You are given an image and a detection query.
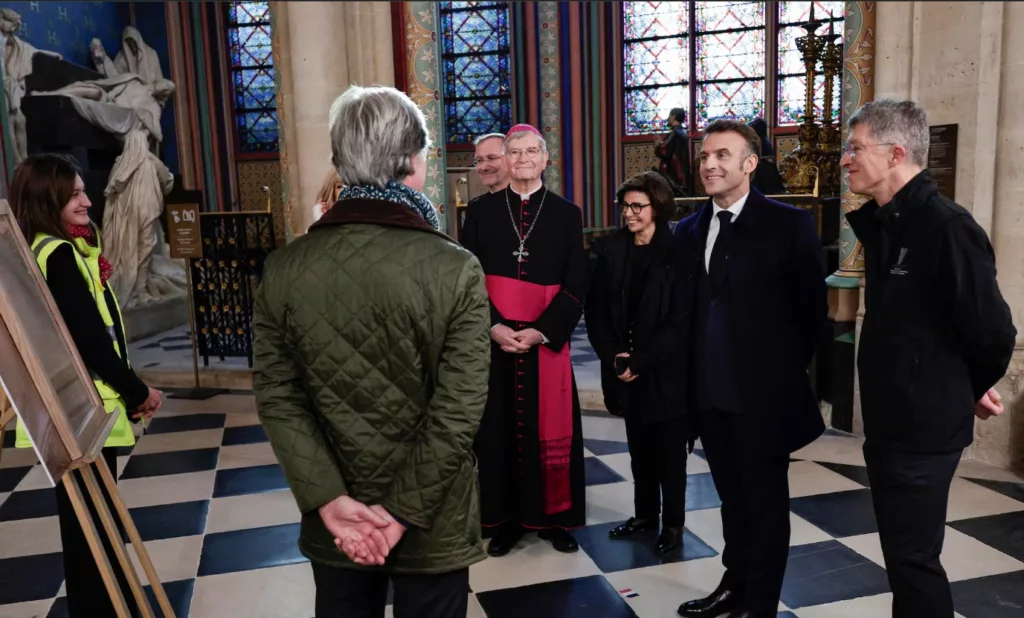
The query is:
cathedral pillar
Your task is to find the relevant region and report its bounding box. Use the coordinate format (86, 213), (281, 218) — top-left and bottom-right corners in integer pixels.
(271, 1), (395, 238)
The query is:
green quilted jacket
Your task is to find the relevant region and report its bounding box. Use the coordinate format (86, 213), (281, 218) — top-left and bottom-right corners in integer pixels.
(252, 198), (491, 574)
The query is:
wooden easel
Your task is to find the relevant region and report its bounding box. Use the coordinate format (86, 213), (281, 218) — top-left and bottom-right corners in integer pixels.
(0, 200), (175, 617)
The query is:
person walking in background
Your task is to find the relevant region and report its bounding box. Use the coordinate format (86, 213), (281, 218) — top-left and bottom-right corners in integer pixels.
(253, 85), (491, 618)
(10, 153), (162, 618)
(655, 107), (693, 196)
(843, 99), (1016, 618)
(674, 120), (827, 618)
(747, 118), (786, 195)
(586, 171), (690, 555)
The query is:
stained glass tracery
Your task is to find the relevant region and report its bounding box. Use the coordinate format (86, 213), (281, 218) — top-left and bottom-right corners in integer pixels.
(623, 2), (689, 135)
(694, 1), (765, 126)
(777, 1), (844, 125)
(439, 2), (512, 145)
(226, 2), (278, 153)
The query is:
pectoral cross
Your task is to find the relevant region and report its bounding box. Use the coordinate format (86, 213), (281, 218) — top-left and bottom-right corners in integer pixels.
(513, 243), (529, 262)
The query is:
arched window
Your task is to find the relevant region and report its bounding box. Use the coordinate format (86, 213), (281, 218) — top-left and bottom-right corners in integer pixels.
(439, 1), (513, 145)
(226, 1), (278, 153)
(622, 1), (844, 134)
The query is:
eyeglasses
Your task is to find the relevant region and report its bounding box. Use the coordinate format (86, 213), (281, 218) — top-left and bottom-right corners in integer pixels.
(842, 142), (895, 158)
(473, 154), (502, 166)
(506, 147), (543, 159)
(620, 202), (650, 215)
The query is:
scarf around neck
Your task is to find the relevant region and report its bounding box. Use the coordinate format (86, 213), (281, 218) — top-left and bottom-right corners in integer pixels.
(66, 224), (114, 285)
(335, 180), (440, 231)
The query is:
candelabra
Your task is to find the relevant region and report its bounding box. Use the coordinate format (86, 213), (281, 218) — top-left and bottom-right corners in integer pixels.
(780, 6), (827, 195)
(817, 15), (843, 196)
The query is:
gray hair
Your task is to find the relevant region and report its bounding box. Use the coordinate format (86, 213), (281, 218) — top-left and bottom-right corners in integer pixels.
(847, 99), (930, 168)
(502, 130), (548, 154)
(328, 85), (431, 187)
(472, 132), (506, 146)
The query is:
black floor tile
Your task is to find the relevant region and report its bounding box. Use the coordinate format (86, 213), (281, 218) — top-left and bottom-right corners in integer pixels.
(147, 578), (195, 618)
(0, 552), (64, 604)
(952, 569), (1024, 618)
(583, 439), (630, 456)
(814, 461), (872, 488)
(585, 457), (626, 487)
(685, 472), (722, 512)
(476, 574), (639, 618)
(128, 500), (210, 542)
(789, 489), (877, 538)
(197, 523), (305, 576)
(119, 448), (220, 480)
(574, 521), (716, 573)
(213, 464), (289, 498)
(949, 510), (1024, 563)
(2, 428), (15, 448)
(145, 413), (226, 435)
(0, 465), (32, 493)
(0, 488), (57, 521)
(221, 424), (269, 446)
(963, 478), (1024, 504)
(780, 540), (891, 609)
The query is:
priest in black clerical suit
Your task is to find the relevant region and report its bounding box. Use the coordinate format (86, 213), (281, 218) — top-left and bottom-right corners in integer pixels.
(461, 124), (587, 557)
(674, 120), (828, 618)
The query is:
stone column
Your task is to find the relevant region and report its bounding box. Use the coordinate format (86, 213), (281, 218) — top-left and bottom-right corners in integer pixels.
(272, 1), (395, 238)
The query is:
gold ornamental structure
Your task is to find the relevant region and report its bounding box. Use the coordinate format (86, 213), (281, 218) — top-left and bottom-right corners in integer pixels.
(780, 7), (843, 197)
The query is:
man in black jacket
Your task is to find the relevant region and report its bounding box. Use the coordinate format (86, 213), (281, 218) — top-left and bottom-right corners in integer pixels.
(673, 120), (828, 618)
(843, 99), (1017, 618)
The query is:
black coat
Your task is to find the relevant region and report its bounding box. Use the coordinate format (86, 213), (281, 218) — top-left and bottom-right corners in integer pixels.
(846, 170), (1017, 453)
(673, 188), (828, 454)
(586, 223), (689, 425)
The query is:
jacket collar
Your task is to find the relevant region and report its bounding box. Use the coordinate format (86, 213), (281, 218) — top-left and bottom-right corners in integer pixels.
(693, 186), (767, 237)
(310, 198), (454, 242)
(605, 220), (673, 256)
(850, 170), (938, 233)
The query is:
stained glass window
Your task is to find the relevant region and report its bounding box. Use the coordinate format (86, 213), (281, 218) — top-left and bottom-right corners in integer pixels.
(694, 1), (765, 127)
(439, 2), (513, 145)
(226, 2), (278, 153)
(777, 2), (844, 125)
(623, 2), (689, 135)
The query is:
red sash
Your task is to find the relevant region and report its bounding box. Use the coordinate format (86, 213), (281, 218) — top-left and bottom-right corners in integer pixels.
(486, 275), (573, 515)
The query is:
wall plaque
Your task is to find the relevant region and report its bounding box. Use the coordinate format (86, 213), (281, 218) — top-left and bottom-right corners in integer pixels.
(167, 203), (202, 259)
(928, 124), (958, 201)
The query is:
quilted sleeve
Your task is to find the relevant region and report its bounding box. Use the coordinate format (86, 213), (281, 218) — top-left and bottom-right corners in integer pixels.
(381, 256), (491, 529)
(252, 273), (348, 514)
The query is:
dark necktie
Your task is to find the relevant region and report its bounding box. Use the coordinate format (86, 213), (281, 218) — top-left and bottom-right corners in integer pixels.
(708, 210), (734, 279)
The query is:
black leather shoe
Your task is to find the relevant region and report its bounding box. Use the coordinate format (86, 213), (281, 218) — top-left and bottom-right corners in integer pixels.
(538, 528), (579, 553)
(655, 526), (683, 554)
(677, 581), (742, 617)
(487, 523), (523, 557)
(609, 517), (658, 539)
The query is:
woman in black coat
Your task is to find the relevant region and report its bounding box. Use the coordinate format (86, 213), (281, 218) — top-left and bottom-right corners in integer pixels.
(585, 172), (689, 554)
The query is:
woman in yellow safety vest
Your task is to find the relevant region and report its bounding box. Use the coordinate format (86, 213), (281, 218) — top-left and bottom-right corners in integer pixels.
(11, 154), (162, 618)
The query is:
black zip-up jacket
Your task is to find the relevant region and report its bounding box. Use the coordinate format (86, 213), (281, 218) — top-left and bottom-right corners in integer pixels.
(847, 170), (1016, 453)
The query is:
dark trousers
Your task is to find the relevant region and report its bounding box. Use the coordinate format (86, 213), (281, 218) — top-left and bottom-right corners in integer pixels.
(625, 414), (688, 527)
(55, 447), (139, 618)
(311, 562), (469, 618)
(699, 409), (791, 613)
(864, 443), (962, 618)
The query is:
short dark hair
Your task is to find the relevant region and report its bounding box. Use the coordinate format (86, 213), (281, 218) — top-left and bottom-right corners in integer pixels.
(704, 118), (761, 159)
(10, 153), (82, 247)
(615, 172), (676, 222)
(669, 108), (686, 123)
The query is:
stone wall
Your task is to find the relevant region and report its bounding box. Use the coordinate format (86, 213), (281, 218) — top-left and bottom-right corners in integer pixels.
(871, 1), (1024, 470)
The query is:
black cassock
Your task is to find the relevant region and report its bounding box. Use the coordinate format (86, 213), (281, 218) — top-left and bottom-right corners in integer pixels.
(462, 185), (587, 530)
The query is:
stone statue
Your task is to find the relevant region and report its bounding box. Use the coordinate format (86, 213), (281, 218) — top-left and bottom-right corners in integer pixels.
(0, 8), (61, 163)
(101, 129), (186, 308)
(113, 26), (175, 102)
(34, 73), (166, 145)
(89, 38), (119, 79)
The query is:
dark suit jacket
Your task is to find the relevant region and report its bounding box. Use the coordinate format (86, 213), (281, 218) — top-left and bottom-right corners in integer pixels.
(673, 188), (828, 454)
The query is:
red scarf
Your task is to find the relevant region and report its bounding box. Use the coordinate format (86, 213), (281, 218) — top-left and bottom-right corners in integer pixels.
(66, 224), (113, 285)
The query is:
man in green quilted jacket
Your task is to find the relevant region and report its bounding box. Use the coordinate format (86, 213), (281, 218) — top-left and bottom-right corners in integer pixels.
(252, 85), (492, 618)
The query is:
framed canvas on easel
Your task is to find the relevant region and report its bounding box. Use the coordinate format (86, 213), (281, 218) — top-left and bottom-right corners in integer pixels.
(0, 200), (175, 618)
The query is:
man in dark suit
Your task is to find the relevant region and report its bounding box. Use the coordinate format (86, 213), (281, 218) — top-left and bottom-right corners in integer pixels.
(673, 119), (828, 618)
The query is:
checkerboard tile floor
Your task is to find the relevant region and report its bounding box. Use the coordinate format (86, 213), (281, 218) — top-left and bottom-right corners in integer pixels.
(3, 354), (1024, 615)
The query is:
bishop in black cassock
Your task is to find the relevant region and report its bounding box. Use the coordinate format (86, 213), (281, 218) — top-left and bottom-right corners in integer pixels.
(461, 124), (587, 557)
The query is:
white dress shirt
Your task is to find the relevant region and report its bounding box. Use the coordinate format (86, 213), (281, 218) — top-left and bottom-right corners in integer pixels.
(705, 192), (749, 272)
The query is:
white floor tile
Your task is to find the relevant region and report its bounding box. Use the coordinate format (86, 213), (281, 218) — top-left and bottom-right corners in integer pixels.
(127, 534), (204, 586)
(117, 470), (216, 509)
(0, 598), (55, 618)
(605, 556), (726, 617)
(131, 428), (224, 456)
(216, 442), (279, 470)
(0, 516), (62, 558)
(585, 481), (635, 526)
(205, 490), (301, 534)
(469, 534), (603, 593)
(788, 461), (866, 498)
(189, 562), (315, 618)
(946, 476), (1024, 522)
